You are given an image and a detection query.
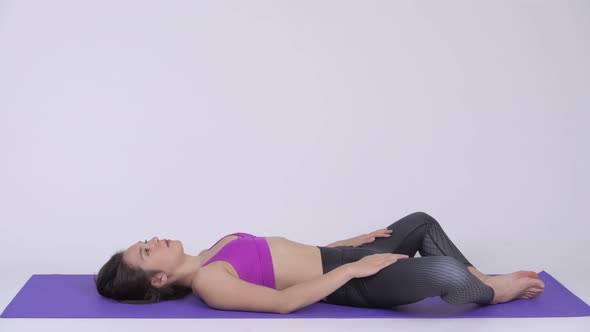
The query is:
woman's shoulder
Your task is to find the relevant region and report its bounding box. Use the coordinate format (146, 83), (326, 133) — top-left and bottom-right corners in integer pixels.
(192, 261), (238, 294)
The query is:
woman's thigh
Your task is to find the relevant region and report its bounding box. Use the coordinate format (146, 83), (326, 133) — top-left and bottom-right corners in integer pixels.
(357, 255), (493, 308)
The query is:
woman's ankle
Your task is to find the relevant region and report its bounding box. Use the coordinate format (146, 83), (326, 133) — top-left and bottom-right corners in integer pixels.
(467, 266), (490, 282)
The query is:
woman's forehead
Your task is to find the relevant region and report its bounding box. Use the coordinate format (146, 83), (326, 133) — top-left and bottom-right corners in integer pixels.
(123, 243), (141, 266)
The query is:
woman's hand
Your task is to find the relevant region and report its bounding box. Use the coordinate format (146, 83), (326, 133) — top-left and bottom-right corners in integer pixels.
(341, 228), (393, 247)
(348, 253), (409, 278)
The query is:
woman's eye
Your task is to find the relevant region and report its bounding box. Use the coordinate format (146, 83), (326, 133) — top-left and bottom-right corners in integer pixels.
(141, 240), (149, 255)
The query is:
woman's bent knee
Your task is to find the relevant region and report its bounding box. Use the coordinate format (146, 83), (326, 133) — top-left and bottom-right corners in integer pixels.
(407, 211), (437, 226)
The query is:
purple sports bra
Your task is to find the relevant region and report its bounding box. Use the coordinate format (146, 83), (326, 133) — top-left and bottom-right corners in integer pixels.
(201, 232), (276, 289)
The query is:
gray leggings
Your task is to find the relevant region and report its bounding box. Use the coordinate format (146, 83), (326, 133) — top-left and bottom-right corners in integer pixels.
(318, 211), (495, 308)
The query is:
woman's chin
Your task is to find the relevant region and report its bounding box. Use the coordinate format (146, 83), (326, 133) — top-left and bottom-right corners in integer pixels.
(175, 240), (185, 252)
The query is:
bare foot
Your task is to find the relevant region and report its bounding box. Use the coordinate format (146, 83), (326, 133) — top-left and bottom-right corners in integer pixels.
(470, 267), (539, 283)
(483, 271), (545, 304)
(512, 270), (539, 280)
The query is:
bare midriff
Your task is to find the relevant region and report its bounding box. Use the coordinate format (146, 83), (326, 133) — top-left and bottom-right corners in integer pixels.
(198, 235), (330, 302)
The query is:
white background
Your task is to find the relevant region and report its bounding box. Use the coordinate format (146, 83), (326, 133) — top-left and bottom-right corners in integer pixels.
(1, 0), (588, 330)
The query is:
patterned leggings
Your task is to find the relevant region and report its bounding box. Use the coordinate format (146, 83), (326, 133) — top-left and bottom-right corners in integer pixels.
(318, 211), (495, 308)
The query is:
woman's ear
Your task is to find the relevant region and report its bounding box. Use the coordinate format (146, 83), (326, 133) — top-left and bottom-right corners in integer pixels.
(150, 272), (168, 288)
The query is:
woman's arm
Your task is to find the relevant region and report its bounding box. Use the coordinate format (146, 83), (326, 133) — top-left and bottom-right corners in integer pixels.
(282, 263), (354, 313)
(193, 262), (354, 314)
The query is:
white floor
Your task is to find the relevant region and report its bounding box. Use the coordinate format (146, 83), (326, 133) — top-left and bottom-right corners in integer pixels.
(1, 271), (589, 332)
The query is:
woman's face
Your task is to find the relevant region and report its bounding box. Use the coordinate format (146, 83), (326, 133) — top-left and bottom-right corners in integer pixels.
(122, 236), (184, 273)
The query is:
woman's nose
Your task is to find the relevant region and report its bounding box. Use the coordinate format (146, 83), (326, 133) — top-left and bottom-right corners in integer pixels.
(150, 236), (159, 245)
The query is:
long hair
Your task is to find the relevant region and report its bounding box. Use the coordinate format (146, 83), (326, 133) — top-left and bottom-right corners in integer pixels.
(94, 251), (192, 304)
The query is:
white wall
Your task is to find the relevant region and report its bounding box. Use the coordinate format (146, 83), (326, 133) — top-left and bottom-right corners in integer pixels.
(1, 0), (588, 310)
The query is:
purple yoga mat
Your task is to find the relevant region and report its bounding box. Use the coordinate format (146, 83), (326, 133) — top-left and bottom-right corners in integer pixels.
(1, 270), (589, 319)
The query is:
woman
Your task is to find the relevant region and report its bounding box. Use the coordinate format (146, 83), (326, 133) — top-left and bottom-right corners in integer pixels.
(94, 211), (544, 313)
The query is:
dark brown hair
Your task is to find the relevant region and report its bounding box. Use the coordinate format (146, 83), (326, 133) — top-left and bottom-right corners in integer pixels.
(94, 251), (192, 304)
